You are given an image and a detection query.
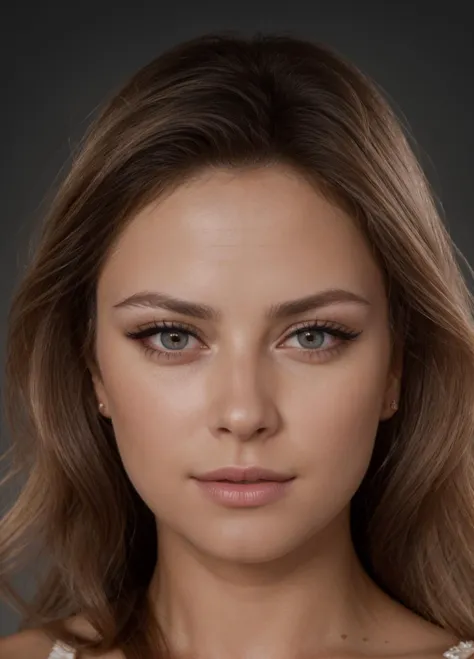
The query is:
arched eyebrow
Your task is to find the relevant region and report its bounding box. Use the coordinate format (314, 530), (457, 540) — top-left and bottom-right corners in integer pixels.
(113, 288), (371, 321)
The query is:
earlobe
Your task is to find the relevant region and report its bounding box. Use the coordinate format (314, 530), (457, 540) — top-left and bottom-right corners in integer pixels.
(98, 401), (109, 418)
(379, 399), (399, 422)
(382, 334), (403, 420)
(89, 370), (110, 417)
(380, 374), (400, 421)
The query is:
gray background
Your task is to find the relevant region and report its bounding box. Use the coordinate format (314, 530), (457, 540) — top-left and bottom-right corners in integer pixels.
(1, 0), (472, 637)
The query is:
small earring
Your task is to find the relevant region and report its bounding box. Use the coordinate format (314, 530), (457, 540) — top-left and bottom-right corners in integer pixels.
(98, 402), (105, 414)
(390, 399), (398, 411)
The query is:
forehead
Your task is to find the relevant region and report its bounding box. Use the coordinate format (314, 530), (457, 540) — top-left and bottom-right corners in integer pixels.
(98, 166), (386, 310)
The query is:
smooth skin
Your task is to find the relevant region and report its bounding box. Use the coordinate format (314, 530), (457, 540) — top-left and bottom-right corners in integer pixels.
(1, 165), (459, 658)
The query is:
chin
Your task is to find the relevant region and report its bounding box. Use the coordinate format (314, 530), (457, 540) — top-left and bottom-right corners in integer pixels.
(187, 520), (315, 565)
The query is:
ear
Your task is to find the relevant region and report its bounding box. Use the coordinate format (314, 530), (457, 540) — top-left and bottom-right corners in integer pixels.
(380, 334), (403, 421)
(87, 357), (111, 418)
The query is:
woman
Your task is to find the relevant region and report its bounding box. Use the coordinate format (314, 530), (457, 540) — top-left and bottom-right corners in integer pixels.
(0, 31), (473, 659)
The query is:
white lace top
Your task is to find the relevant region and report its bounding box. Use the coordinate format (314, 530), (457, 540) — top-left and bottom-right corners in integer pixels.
(46, 639), (474, 658)
(47, 640), (76, 658)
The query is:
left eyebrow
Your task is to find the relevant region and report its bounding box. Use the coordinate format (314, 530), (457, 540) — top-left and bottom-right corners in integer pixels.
(112, 288), (371, 321)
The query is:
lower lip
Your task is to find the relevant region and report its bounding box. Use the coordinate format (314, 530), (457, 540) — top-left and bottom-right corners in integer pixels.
(193, 478), (295, 507)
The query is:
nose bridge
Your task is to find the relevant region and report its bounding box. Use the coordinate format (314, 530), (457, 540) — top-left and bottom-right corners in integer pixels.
(207, 341), (280, 441)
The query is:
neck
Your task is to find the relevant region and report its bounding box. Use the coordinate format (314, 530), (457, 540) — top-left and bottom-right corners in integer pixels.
(148, 507), (390, 659)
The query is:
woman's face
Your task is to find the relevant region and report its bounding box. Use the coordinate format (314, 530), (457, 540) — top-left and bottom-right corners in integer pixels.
(92, 165), (401, 563)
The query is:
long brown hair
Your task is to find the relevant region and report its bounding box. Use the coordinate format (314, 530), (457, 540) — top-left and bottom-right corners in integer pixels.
(1, 31), (474, 658)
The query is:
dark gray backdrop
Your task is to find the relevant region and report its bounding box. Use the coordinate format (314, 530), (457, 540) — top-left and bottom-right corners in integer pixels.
(1, 0), (472, 637)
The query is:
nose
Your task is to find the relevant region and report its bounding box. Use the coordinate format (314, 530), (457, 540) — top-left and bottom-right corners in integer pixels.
(207, 351), (281, 443)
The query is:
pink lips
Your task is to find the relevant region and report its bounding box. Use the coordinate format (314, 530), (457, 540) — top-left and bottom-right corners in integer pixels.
(192, 466), (295, 508)
(194, 465), (294, 482)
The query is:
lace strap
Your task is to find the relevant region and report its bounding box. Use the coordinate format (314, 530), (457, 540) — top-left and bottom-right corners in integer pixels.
(47, 640), (76, 658)
(47, 637), (474, 659)
(443, 641), (474, 659)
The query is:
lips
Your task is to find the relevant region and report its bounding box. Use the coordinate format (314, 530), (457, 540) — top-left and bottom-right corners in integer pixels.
(194, 475), (295, 507)
(193, 465), (294, 483)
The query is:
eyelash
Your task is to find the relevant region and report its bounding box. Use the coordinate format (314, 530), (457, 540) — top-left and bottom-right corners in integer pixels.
(125, 320), (362, 363)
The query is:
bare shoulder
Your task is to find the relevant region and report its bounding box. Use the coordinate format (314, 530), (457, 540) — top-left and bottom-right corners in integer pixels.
(0, 627), (56, 659)
(0, 615), (123, 659)
(63, 614), (123, 657)
(374, 593), (463, 657)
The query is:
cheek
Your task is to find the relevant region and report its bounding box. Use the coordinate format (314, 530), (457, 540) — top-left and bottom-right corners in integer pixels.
(287, 337), (390, 502)
(97, 347), (206, 510)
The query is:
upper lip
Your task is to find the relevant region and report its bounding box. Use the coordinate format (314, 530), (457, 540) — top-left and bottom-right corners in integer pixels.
(193, 466), (295, 482)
